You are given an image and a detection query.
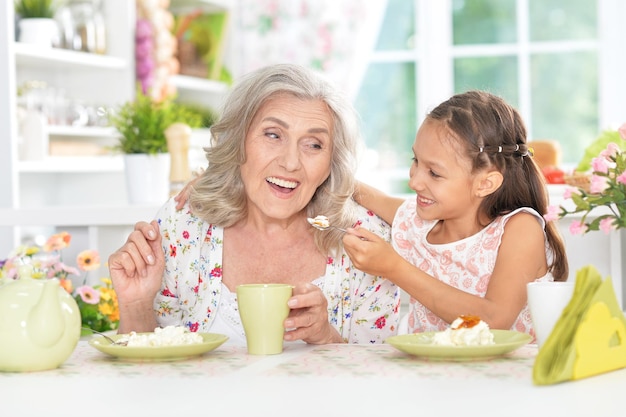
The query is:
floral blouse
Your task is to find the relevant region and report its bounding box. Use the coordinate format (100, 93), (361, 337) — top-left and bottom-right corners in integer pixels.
(393, 200), (553, 339)
(153, 198), (400, 344)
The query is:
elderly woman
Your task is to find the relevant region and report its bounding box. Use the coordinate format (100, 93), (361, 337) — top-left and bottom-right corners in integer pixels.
(109, 63), (400, 345)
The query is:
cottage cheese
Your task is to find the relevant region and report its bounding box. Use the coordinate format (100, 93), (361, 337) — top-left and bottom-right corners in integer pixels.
(120, 326), (203, 347)
(432, 315), (495, 346)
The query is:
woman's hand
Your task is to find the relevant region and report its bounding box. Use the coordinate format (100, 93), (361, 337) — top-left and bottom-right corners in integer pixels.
(283, 283), (343, 344)
(108, 220), (165, 332)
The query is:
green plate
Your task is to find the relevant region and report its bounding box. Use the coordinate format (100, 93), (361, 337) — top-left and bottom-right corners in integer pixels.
(88, 332), (229, 361)
(385, 330), (532, 361)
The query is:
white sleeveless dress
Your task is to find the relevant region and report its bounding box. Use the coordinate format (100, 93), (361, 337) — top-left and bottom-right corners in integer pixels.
(392, 199), (553, 340)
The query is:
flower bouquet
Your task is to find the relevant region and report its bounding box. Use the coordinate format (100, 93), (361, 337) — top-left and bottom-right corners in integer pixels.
(545, 123), (626, 234)
(0, 232), (119, 333)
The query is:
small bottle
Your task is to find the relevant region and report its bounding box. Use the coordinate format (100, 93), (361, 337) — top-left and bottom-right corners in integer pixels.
(93, 0), (107, 54)
(165, 123), (192, 196)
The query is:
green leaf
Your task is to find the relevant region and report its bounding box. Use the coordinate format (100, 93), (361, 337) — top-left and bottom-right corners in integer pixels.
(570, 193), (591, 210)
(15, 0), (55, 18)
(576, 130), (625, 172)
(586, 214), (614, 231)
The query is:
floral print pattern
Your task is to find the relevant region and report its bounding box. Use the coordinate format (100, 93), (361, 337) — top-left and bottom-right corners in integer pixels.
(153, 198), (400, 344)
(393, 200), (553, 339)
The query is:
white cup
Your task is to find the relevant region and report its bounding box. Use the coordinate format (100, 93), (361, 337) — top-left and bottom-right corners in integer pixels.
(527, 281), (576, 347)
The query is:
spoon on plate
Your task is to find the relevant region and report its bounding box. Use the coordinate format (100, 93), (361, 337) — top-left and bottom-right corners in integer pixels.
(307, 215), (346, 233)
(81, 327), (128, 346)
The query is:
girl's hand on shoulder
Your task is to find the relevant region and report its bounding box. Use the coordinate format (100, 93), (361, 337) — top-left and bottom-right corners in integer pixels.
(173, 175), (201, 210)
(283, 283), (343, 344)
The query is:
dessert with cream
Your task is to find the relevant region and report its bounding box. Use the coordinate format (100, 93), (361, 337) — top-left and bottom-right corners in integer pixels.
(432, 315), (495, 346)
(307, 215), (330, 229)
(119, 325), (203, 347)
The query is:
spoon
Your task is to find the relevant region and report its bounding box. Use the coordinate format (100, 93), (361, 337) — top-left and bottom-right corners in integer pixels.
(307, 216), (346, 233)
(82, 327), (128, 346)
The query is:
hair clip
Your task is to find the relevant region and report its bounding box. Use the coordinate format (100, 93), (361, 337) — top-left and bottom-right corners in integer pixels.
(522, 147), (534, 157)
(479, 147), (484, 153)
(498, 146), (502, 153)
(515, 144), (520, 152)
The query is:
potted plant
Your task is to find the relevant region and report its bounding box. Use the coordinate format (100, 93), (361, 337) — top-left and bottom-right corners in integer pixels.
(15, 0), (55, 18)
(546, 123), (626, 234)
(109, 88), (203, 205)
(15, 0), (59, 46)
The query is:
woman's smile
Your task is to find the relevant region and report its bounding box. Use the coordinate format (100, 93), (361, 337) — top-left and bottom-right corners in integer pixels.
(266, 176), (299, 195)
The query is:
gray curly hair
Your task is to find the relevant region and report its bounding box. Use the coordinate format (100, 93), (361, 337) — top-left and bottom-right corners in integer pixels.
(189, 63), (362, 255)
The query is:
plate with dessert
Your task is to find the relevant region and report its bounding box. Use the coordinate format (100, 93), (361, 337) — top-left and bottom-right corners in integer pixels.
(88, 326), (229, 361)
(385, 315), (532, 360)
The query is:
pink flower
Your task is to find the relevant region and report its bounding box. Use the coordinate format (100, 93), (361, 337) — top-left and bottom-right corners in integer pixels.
(543, 205), (560, 222)
(600, 142), (621, 159)
(76, 285), (100, 305)
(591, 156), (610, 174)
(618, 123), (626, 140)
(40, 256), (80, 278)
(599, 218), (615, 234)
(563, 186), (579, 199)
(569, 221), (588, 235)
(77, 250), (101, 271)
(557, 124), (625, 236)
(43, 232), (71, 252)
(46, 262), (80, 279)
(589, 174), (609, 194)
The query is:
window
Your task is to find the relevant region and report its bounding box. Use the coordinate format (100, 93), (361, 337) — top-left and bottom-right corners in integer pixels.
(354, 0), (625, 195)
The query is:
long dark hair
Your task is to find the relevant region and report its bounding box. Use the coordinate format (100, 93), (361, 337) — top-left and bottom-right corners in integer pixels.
(427, 90), (568, 281)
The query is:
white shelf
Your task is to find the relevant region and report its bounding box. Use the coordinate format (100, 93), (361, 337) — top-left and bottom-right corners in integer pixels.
(14, 42), (127, 70)
(18, 155), (123, 173)
(171, 74), (229, 94)
(169, 0), (230, 14)
(47, 125), (119, 138)
(1, 0), (231, 255)
(171, 74), (229, 108)
(0, 205), (160, 226)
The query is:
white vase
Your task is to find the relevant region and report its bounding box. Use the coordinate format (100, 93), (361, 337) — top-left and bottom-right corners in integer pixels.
(18, 18), (59, 47)
(123, 153), (171, 205)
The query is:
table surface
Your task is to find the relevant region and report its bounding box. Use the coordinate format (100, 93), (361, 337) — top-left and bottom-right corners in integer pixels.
(1, 340), (624, 417)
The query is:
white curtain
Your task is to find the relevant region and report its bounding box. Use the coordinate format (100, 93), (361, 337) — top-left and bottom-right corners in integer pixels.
(233, 0), (388, 99)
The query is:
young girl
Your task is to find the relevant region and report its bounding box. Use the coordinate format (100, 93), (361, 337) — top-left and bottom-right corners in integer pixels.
(343, 90), (568, 337)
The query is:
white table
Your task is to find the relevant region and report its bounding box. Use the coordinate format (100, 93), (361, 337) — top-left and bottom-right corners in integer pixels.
(1, 341), (624, 417)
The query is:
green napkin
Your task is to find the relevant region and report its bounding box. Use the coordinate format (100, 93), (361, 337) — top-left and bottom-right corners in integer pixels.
(533, 265), (626, 385)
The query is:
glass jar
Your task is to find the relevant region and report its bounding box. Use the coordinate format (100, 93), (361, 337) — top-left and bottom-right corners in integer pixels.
(54, 4), (76, 50)
(65, 0), (106, 54)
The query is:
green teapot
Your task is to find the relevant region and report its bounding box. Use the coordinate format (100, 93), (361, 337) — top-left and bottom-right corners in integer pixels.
(0, 265), (81, 372)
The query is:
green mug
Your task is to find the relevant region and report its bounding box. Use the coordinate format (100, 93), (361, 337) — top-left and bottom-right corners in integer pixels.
(236, 283), (293, 355)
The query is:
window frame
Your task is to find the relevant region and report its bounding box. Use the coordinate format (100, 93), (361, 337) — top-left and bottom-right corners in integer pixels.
(360, 0), (625, 190)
